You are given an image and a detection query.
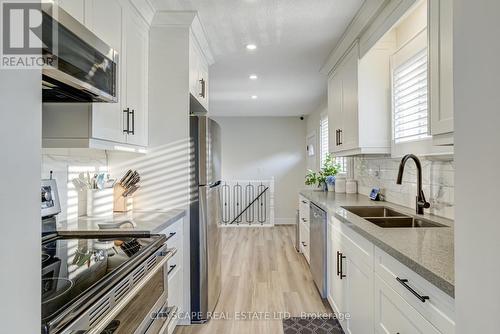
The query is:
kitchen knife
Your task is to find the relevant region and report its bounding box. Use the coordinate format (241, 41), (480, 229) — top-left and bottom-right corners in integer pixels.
(119, 170), (133, 186)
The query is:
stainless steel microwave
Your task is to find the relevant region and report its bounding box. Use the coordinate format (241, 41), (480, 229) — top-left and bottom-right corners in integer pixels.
(41, 4), (118, 102)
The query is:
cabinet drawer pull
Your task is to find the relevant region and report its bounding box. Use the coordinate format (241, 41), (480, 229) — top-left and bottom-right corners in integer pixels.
(301, 218), (307, 222)
(301, 242), (307, 247)
(301, 200), (307, 204)
(336, 251), (341, 276)
(396, 277), (430, 302)
(123, 108), (130, 134)
(166, 232), (177, 241)
(339, 252), (346, 279)
(199, 78), (206, 98)
(167, 264), (177, 275)
(130, 109), (135, 135)
(339, 129), (342, 145)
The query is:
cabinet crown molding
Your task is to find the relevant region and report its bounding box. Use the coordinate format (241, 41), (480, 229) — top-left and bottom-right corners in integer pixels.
(151, 11), (215, 65)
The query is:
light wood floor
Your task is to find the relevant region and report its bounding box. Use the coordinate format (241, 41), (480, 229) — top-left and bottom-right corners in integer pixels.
(175, 226), (332, 334)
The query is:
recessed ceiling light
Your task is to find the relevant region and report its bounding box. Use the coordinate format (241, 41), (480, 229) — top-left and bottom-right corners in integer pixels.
(251, 95), (258, 100)
(249, 74), (258, 80)
(246, 44), (257, 50)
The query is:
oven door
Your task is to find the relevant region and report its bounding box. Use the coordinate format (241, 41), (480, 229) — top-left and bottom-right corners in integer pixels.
(97, 267), (169, 334)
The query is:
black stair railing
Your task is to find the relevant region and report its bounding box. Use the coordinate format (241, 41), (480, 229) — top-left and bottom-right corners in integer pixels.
(229, 186), (269, 225)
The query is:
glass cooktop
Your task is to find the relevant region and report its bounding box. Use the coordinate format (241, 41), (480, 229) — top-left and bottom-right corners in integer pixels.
(41, 234), (163, 332)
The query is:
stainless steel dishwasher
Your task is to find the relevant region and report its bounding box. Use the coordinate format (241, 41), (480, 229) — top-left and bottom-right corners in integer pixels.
(310, 202), (327, 298)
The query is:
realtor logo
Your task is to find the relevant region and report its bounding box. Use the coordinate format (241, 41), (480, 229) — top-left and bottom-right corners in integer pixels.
(1, 1), (57, 69)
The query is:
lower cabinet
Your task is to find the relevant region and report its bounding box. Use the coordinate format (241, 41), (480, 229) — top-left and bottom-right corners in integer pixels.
(329, 218), (374, 334)
(299, 220), (310, 263)
(327, 216), (455, 334)
(374, 275), (440, 334)
(159, 218), (184, 332)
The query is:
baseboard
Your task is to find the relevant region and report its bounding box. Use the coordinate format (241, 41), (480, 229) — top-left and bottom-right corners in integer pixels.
(275, 218), (296, 225)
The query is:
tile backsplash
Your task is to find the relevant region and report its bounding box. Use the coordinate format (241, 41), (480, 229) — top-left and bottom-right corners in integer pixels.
(353, 156), (454, 220)
(42, 149), (108, 221)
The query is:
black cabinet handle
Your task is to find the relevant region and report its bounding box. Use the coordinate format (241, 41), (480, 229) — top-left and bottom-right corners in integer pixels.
(166, 232), (176, 241)
(336, 251), (341, 276)
(130, 109), (135, 135)
(339, 129), (343, 145)
(339, 252), (346, 279)
(301, 200), (307, 204)
(335, 129), (339, 146)
(302, 241), (307, 247)
(167, 264), (177, 275)
(396, 277), (430, 302)
(199, 78), (206, 98)
(123, 108), (130, 134)
(301, 218), (307, 222)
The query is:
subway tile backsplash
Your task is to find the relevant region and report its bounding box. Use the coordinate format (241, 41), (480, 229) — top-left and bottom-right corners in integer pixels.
(42, 149), (108, 220)
(353, 157), (454, 220)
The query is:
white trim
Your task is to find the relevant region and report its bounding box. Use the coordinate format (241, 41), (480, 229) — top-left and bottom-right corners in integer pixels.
(128, 0), (156, 26)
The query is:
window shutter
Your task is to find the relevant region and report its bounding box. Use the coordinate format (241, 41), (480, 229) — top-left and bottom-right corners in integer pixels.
(393, 48), (429, 143)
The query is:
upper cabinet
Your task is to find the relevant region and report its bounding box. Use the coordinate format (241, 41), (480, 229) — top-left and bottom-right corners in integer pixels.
(326, 0), (454, 156)
(190, 32), (210, 111)
(328, 42), (392, 156)
(429, 0), (454, 145)
(43, 0), (149, 151)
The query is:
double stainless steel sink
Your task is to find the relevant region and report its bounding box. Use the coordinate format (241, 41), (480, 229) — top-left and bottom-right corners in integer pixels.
(342, 206), (446, 228)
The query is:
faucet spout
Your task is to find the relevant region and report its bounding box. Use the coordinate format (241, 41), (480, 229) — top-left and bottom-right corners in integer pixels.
(397, 154), (430, 215)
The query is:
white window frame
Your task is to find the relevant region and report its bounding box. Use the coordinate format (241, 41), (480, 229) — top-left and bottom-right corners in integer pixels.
(390, 28), (451, 157)
(319, 115), (329, 168)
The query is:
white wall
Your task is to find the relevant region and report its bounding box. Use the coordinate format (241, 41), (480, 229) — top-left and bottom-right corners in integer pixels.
(0, 69), (41, 331)
(214, 117), (306, 224)
(454, 0), (500, 332)
(305, 104), (326, 174)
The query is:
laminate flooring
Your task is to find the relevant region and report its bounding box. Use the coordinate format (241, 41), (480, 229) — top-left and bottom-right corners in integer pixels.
(174, 226), (332, 334)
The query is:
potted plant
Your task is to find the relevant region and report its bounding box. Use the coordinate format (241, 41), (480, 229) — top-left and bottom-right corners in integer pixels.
(305, 153), (341, 191)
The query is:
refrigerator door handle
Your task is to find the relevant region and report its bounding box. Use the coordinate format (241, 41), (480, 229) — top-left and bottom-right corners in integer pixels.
(209, 180), (221, 188)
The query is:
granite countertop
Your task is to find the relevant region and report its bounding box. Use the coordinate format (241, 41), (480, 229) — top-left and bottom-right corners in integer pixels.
(56, 209), (186, 236)
(300, 190), (455, 298)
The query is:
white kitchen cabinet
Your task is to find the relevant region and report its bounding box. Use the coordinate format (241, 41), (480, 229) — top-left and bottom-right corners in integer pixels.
(328, 221), (347, 324)
(329, 217), (374, 334)
(374, 275), (441, 334)
(57, 0), (85, 24)
(87, 0), (126, 145)
(189, 35), (210, 111)
(122, 4), (149, 146)
(160, 217), (185, 331)
(429, 0), (454, 145)
(42, 0), (149, 150)
(328, 41), (391, 156)
(298, 195), (310, 263)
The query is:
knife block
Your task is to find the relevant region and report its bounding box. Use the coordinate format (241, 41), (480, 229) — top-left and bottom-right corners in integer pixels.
(113, 184), (134, 212)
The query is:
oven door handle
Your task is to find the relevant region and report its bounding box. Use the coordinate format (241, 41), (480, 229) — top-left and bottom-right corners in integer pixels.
(86, 247), (177, 334)
(156, 306), (178, 334)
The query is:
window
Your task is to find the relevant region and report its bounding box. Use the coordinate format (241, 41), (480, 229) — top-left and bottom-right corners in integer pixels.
(392, 47), (429, 143)
(319, 116), (329, 167)
(320, 116), (348, 174)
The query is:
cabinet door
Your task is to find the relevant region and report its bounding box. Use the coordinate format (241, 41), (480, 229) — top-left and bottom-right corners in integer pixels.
(189, 39), (201, 98)
(429, 0), (454, 139)
(328, 71), (343, 153)
(88, 0), (127, 144)
(123, 7), (149, 147)
(329, 229), (347, 320)
(374, 275), (440, 334)
(343, 241), (374, 334)
(340, 44), (359, 152)
(58, 0), (85, 24)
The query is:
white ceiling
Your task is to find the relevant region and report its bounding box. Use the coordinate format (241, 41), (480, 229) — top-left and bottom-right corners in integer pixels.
(151, 0), (364, 116)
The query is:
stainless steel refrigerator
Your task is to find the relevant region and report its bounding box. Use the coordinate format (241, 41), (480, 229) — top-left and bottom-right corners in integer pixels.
(189, 114), (222, 323)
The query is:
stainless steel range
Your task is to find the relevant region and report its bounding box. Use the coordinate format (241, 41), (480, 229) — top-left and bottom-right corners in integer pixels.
(41, 178), (177, 333)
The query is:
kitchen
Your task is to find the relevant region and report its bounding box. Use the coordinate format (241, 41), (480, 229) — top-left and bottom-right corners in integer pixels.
(0, 0), (499, 334)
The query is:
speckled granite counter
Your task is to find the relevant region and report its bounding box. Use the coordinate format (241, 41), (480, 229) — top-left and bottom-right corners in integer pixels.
(56, 209), (186, 236)
(300, 190), (455, 298)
